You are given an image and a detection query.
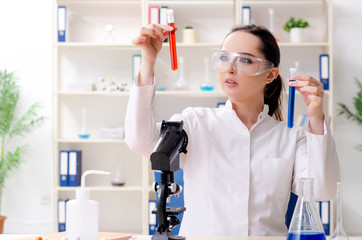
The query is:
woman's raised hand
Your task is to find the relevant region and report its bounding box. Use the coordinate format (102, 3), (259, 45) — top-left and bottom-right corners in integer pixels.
(288, 75), (325, 134)
(132, 24), (174, 63)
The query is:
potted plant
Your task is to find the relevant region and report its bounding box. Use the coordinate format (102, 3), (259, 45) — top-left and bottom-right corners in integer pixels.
(0, 70), (45, 233)
(337, 78), (362, 151)
(283, 17), (310, 43)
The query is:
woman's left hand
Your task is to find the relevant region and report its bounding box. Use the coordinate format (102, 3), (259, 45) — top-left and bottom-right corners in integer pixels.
(288, 75), (325, 134)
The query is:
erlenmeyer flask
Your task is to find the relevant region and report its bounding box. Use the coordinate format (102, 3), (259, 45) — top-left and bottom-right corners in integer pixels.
(174, 56), (188, 91)
(330, 182), (349, 240)
(287, 178), (326, 240)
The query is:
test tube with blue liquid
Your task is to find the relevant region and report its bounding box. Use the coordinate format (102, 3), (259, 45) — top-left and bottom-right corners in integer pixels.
(288, 68), (297, 128)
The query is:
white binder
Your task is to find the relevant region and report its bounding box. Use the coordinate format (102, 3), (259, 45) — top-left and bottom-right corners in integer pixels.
(242, 6), (251, 25)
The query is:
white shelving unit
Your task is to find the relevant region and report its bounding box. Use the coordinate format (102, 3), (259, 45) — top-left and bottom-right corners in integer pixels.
(52, 0), (334, 235)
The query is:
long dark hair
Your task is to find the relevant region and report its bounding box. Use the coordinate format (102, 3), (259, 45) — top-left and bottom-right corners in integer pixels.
(225, 25), (284, 121)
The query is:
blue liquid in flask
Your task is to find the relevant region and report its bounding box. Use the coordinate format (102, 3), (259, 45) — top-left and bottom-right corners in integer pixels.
(287, 232), (326, 240)
(200, 86), (214, 91)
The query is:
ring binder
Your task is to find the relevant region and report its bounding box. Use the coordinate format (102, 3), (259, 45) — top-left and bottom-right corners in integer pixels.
(68, 150), (82, 187)
(59, 151), (69, 187)
(57, 6), (67, 42)
(319, 54), (330, 90)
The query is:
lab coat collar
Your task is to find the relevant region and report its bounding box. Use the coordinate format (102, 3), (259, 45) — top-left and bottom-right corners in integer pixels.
(224, 100), (270, 119)
(223, 100), (270, 132)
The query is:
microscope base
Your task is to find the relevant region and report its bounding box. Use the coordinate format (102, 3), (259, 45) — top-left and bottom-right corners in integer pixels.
(151, 230), (185, 240)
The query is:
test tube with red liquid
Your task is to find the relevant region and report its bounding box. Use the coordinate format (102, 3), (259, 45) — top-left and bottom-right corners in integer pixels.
(167, 9), (177, 71)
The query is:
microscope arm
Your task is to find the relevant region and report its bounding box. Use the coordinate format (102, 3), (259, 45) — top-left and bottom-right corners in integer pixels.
(150, 121), (188, 240)
(156, 179), (168, 232)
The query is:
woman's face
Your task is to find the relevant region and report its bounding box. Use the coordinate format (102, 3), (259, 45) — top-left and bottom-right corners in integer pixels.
(218, 31), (276, 103)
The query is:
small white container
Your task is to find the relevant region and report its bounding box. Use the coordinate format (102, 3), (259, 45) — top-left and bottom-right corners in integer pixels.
(182, 26), (196, 43)
(66, 170), (110, 240)
(290, 28), (304, 43)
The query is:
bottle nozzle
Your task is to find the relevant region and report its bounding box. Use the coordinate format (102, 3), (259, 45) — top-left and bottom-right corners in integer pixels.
(81, 170), (110, 188)
(76, 170), (110, 199)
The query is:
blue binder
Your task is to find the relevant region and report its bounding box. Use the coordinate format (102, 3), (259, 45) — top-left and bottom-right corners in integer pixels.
(149, 200), (157, 235)
(68, 150), (82, 186)
(57, 6), (66, 42)
(319, 54), (329, 90)
(58, 199), (66, 232)
(154, 169), (185, 235)
(59, 151), (69, 186)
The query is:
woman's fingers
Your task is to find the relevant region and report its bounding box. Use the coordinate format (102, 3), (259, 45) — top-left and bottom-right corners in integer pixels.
(133, 24), (176, 47)
(299, 86), (324, 97)
(139, 24), (173, 39)
(132, 36), (147, 45)
(287, 75), (324, 121)
(288, 75), (323, 88)
(139, 25), (158, 38)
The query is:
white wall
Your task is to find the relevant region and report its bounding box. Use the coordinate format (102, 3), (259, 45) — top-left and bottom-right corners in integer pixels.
(0, 0), (53, 234)
(333, 0), (362, 235)
(0, 0), (361, 235)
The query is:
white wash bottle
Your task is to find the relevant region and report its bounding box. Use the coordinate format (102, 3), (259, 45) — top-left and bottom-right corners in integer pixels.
(66, 170), (110, 240)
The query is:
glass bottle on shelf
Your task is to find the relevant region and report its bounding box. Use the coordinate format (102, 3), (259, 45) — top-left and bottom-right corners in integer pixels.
(111, 157), (126, 187)
(287, 178), (326, 240)
(268, 8), (279, 42)
(174, 56), (188, 91)
(330, 182), (349, 240)
(200, 57), (214, 91)
(105, 24), (115, 43)
(78, 108), (90, 139)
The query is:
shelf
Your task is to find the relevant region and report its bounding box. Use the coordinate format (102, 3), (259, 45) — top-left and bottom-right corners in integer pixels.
(55, 186), (143, 192)
(57, 0), (142, 4)
(241, 0), (325, 4)
(56, 91), (226, 97)
(148, 0), (234, 4)
(156, 91), (226, 97)
(57, 90), (329, 98)
(169, 43), (221, 48)
(55, 42), (330, 49)
(56, 139), (125, 143)
(55, 42), (137, 49)
(56, 91), (130, 97)
(55, 42), (222, 48)
(57, 0), (325, 4)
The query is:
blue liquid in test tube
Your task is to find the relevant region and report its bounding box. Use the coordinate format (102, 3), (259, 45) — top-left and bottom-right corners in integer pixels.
(288, 68), (297, 128)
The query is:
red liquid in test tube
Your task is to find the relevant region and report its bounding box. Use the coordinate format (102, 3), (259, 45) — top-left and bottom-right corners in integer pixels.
(167, 9), (177, 71)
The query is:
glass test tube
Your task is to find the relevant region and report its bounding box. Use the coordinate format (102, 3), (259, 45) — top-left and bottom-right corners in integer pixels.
(167, 9), (178, 71)
(288, 68), (297, 128)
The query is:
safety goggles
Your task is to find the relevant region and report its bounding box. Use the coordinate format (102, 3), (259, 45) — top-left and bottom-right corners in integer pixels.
(212, 51), (275, 76)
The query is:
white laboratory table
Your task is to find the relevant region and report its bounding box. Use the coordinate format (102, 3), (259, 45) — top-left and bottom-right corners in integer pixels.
(1, 236), (362, 240)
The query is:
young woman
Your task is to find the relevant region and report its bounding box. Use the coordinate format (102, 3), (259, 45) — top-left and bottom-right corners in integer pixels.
(125, 24), (340, 236)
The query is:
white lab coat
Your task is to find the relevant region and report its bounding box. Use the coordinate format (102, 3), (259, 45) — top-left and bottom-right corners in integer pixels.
(125, 82), (340, 236)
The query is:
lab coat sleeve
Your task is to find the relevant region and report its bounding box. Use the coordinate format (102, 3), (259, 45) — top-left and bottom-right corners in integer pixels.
(293, 120), (341, 201)
(124, 76), (195, 160)
(306, 120), (340, 200)
(124, 78), (160, 158)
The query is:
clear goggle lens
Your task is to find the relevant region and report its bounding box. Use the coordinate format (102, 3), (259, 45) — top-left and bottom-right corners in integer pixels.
(212, 51), (275, 76)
